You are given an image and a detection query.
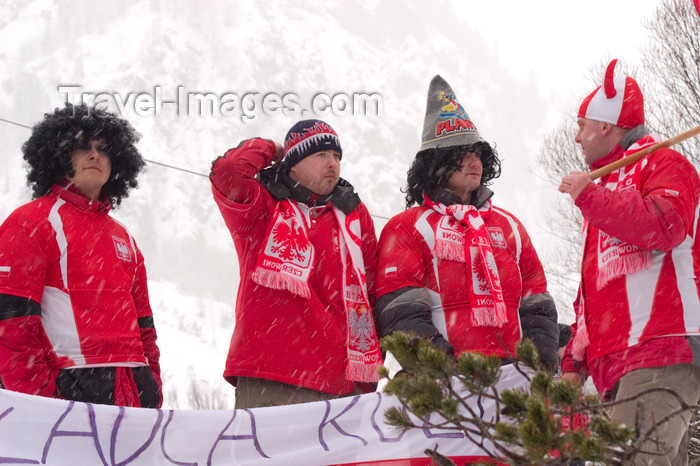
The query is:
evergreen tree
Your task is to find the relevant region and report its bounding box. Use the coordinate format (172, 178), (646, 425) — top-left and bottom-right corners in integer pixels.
(381, 332), (699, 464)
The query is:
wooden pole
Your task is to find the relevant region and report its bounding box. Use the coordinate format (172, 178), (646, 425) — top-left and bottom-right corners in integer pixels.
(589, 125), (700, 180)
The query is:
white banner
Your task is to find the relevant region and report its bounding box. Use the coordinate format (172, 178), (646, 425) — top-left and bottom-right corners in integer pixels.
(0, 365), (529, 465)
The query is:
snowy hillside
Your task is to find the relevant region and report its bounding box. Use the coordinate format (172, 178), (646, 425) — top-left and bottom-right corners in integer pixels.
(0, 0), (659, 407)
(149, 281), (235, 408)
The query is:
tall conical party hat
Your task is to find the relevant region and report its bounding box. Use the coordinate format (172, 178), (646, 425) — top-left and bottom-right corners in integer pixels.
(419, 75), (483, 152)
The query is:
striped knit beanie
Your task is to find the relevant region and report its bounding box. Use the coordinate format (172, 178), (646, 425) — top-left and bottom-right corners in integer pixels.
(282, 119), (342, 171)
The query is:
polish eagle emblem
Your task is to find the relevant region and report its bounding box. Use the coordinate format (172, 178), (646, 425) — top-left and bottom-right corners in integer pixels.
(271, 218), (311, 262)
(349, 306), (374, 351)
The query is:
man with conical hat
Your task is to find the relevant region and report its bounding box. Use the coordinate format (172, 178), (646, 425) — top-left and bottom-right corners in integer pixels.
(558, 59), (700, 464)
(376, 75), (559, 371)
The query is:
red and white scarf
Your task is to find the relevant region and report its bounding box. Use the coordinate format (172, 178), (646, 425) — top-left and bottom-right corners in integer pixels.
(591, 136), (657, 290)
(252, 200), (382, 382)
(571, 135), (657, 359)
(424, 194), (508, 327)
(571, 288), (589, 361)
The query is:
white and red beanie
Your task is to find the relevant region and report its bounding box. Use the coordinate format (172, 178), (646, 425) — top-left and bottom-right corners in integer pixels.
(578, 59), (644, 129)
(283, 119), (342, 171)
(418, 75), (484, 152)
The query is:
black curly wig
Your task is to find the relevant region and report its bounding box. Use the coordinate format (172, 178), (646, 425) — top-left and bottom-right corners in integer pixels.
(22, 103), (146, 207)
(403, 141), (501, 208)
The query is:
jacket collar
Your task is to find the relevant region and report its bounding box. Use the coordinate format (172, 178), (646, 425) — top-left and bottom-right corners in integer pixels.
(51, 181), (112, 213)
(257, 165), (361, 215)
(425, 184), (494, 209)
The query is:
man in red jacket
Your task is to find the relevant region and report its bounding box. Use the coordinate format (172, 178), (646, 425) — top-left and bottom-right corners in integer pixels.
(0, 103), (162, 408)
(376, 75), (559, 371)
(559, 59), (700, 464)
(210, 119), (382, 409)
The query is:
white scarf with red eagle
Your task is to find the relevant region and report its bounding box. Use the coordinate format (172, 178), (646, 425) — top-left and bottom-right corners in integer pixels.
(423, 194), (508, 327)
(252, 200), (382, 382)
(571, 134), (658, 360)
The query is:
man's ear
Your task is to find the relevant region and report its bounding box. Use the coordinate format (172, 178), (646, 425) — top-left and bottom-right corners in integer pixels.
(600, 121), (615, 136)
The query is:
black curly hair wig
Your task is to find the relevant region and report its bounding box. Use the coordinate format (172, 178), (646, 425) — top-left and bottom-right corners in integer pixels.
(22, 103), (146, 207)
(403, 141), (501, 208)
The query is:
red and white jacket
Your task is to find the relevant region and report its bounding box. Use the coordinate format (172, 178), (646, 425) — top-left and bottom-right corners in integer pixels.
(561, 133), (700, 396)
(376, 188), (558, 367)
(210, 138), (378, 395)
(0, 184), (161, 405)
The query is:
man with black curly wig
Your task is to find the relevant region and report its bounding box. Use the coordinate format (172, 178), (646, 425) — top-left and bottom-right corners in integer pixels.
(376, 75), (559, 370)
(0, 103), (162, 408)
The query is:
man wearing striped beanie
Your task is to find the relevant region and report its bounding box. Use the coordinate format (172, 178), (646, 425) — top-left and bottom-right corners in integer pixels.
(210, 119), (382, 409)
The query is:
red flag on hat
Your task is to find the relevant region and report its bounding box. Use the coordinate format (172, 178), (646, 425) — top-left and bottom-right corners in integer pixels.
(694, 0), (700, 17)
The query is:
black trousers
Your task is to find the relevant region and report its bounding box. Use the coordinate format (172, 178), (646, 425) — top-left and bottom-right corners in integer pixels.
(54, 366), (160, 408)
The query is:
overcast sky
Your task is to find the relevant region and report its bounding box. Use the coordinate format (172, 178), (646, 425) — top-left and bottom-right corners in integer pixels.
(463, 0), (661, 115)
(430, 0), (664, 319)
